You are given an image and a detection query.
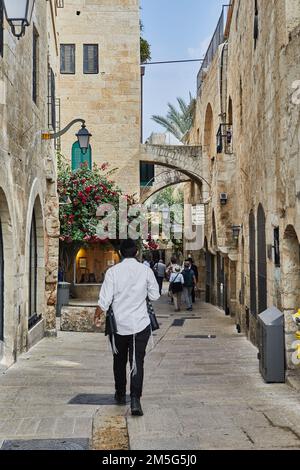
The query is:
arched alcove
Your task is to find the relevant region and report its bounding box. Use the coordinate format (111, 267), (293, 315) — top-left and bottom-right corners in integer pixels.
(28, 196), (45, 329)
(282, 225), (300, 368)
(203, 103), (214, 158)
(257, 204), (267, 314)
(249, 210), (257, 316)
(0, 188), (14, 366)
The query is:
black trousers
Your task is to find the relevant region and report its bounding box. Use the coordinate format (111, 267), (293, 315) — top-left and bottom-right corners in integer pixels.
(192, 286), (196, 303)
(111, 325), (151, 398)
(157, 277), (164, 295)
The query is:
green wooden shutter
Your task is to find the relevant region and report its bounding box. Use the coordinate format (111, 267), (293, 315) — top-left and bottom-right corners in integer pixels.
(140, 163), (154, 187)
(71, 141), (92, 171)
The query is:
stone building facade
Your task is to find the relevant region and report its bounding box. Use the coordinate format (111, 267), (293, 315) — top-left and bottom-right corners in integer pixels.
(57, 0), (141, 196)
(0, 1), (60, 367)
(184, 0), (300, 376)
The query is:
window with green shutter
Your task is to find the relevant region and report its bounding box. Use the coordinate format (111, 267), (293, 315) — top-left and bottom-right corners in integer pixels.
(140, 163), (154, 187)
(71, 142), (92, 171)
(60, 44), (75, 74)
(83, 44), (99, 74)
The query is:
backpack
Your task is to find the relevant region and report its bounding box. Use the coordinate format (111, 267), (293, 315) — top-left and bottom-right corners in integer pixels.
(182, 269), (194, 287)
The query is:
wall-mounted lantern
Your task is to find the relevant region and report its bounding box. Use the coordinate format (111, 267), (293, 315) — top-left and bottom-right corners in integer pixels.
(220, 193), (228, 206)
(42, 119), (92, 154)
(3, 0), (35, 39)
(232, 225), (241, 241)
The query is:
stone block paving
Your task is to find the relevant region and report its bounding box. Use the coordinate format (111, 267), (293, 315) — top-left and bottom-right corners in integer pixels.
(0, 297), (300, 449)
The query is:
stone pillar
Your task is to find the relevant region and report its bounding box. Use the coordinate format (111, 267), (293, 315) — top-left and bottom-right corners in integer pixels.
(44, 182), (60, 336)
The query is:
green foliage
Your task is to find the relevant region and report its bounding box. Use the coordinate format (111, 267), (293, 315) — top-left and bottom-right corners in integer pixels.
(140, 19), (151, 63)
(152, 93), (196, 141)
(57, 155), (134, 276)
(147, 186), (184, 253)
(150, 186), (184, 207)
(140, 37), (151, 63)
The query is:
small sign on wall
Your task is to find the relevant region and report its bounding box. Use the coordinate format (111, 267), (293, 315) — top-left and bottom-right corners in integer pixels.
(191, 205), (205, 226)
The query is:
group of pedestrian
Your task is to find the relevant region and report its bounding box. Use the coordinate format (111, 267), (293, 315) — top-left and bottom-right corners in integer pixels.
(142, 256), (166, 295)
(168, 257), (198, 312)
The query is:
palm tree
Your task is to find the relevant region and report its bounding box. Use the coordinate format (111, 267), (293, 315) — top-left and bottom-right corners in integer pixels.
(152, 93), (196, 141)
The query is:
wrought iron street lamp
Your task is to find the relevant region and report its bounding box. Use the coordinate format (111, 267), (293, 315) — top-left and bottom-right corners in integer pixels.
(42, 119), (92, 154)
(75, 124), (92, 154)
(3, 0), (35, 39)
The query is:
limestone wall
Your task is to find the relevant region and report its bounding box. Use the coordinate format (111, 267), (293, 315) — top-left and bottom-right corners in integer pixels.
(186, 0), (300, 365)
(0, 1), (59, 366)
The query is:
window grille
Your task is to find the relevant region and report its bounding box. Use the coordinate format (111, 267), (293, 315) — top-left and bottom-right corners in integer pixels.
(60, 44), (75, 74)
(83, 44), (99, 74)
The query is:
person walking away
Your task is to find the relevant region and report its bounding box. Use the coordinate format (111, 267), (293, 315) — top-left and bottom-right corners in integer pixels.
(188, 257), (199, 303)
(154, 259), (166, 295)
(182, 261), (197, 311)
(96, 239), (160, 416)
(142, 255), (150, 268)
(169, 267), (184, 312)
(166, 256), (181, 304)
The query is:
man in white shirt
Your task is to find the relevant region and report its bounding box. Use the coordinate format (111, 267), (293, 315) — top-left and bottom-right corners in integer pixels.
(96, 239), (160, 416)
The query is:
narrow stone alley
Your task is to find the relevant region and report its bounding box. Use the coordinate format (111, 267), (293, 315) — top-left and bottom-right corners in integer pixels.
(0, 296), (300, 450)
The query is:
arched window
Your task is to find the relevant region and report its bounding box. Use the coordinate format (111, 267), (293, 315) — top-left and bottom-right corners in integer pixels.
(240, 236), (245, 306)
(254, 0), (259, 49)
(228, 97), (233, 126)
(249, 210), (257, 316)
(257, 204), (267, 314)
(212, 211), (217, 249)
(71, 141), (92, 171)
(204, 103), (214, 158)
(29, 210), (37, 327)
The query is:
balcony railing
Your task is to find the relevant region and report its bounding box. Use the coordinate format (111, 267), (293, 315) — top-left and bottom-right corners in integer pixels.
(56, 0), (64, 7)
(197, 5), (230, 95)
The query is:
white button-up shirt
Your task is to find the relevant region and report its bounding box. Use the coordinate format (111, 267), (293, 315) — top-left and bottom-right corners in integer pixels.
(98, 258), (160, 336)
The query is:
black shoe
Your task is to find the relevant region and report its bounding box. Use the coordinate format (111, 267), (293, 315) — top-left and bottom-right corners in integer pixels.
(114, 392), (126, 405)
(131, 397), (143, 416)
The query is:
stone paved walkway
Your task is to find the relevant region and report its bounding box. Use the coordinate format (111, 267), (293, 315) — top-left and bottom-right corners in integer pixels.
(1, 296), (300, 450)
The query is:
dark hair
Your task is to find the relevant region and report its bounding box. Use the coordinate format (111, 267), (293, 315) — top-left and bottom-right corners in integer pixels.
(171, 256), (177, 264)
(120, 239), (138, 258)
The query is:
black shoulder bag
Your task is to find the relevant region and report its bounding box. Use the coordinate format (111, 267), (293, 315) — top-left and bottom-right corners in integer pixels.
(170, 273), (183, 294)
(146, 298), (160, 331)
(105, 305), (118, 337)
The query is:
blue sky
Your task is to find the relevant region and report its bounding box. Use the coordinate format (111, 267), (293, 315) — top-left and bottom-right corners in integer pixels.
(141, 0), (225, 142)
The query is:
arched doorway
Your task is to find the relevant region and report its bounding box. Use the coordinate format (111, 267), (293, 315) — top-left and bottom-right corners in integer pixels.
(29, 210), (37, 326)
(282, 225), (300, 368)
(249, 210), (257, 316)
(257, 204), (267, 314)
(0, 221), (3, 343)
(27, 196), (45, 331)
(0, 188), (14, 365)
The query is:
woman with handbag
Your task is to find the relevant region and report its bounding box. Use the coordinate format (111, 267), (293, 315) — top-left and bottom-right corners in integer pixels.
(95, 239), (160, 417)
(169, 267), (184, 312)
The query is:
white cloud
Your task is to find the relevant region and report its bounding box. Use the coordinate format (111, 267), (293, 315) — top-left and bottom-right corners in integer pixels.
(187, 36), (211, 59)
